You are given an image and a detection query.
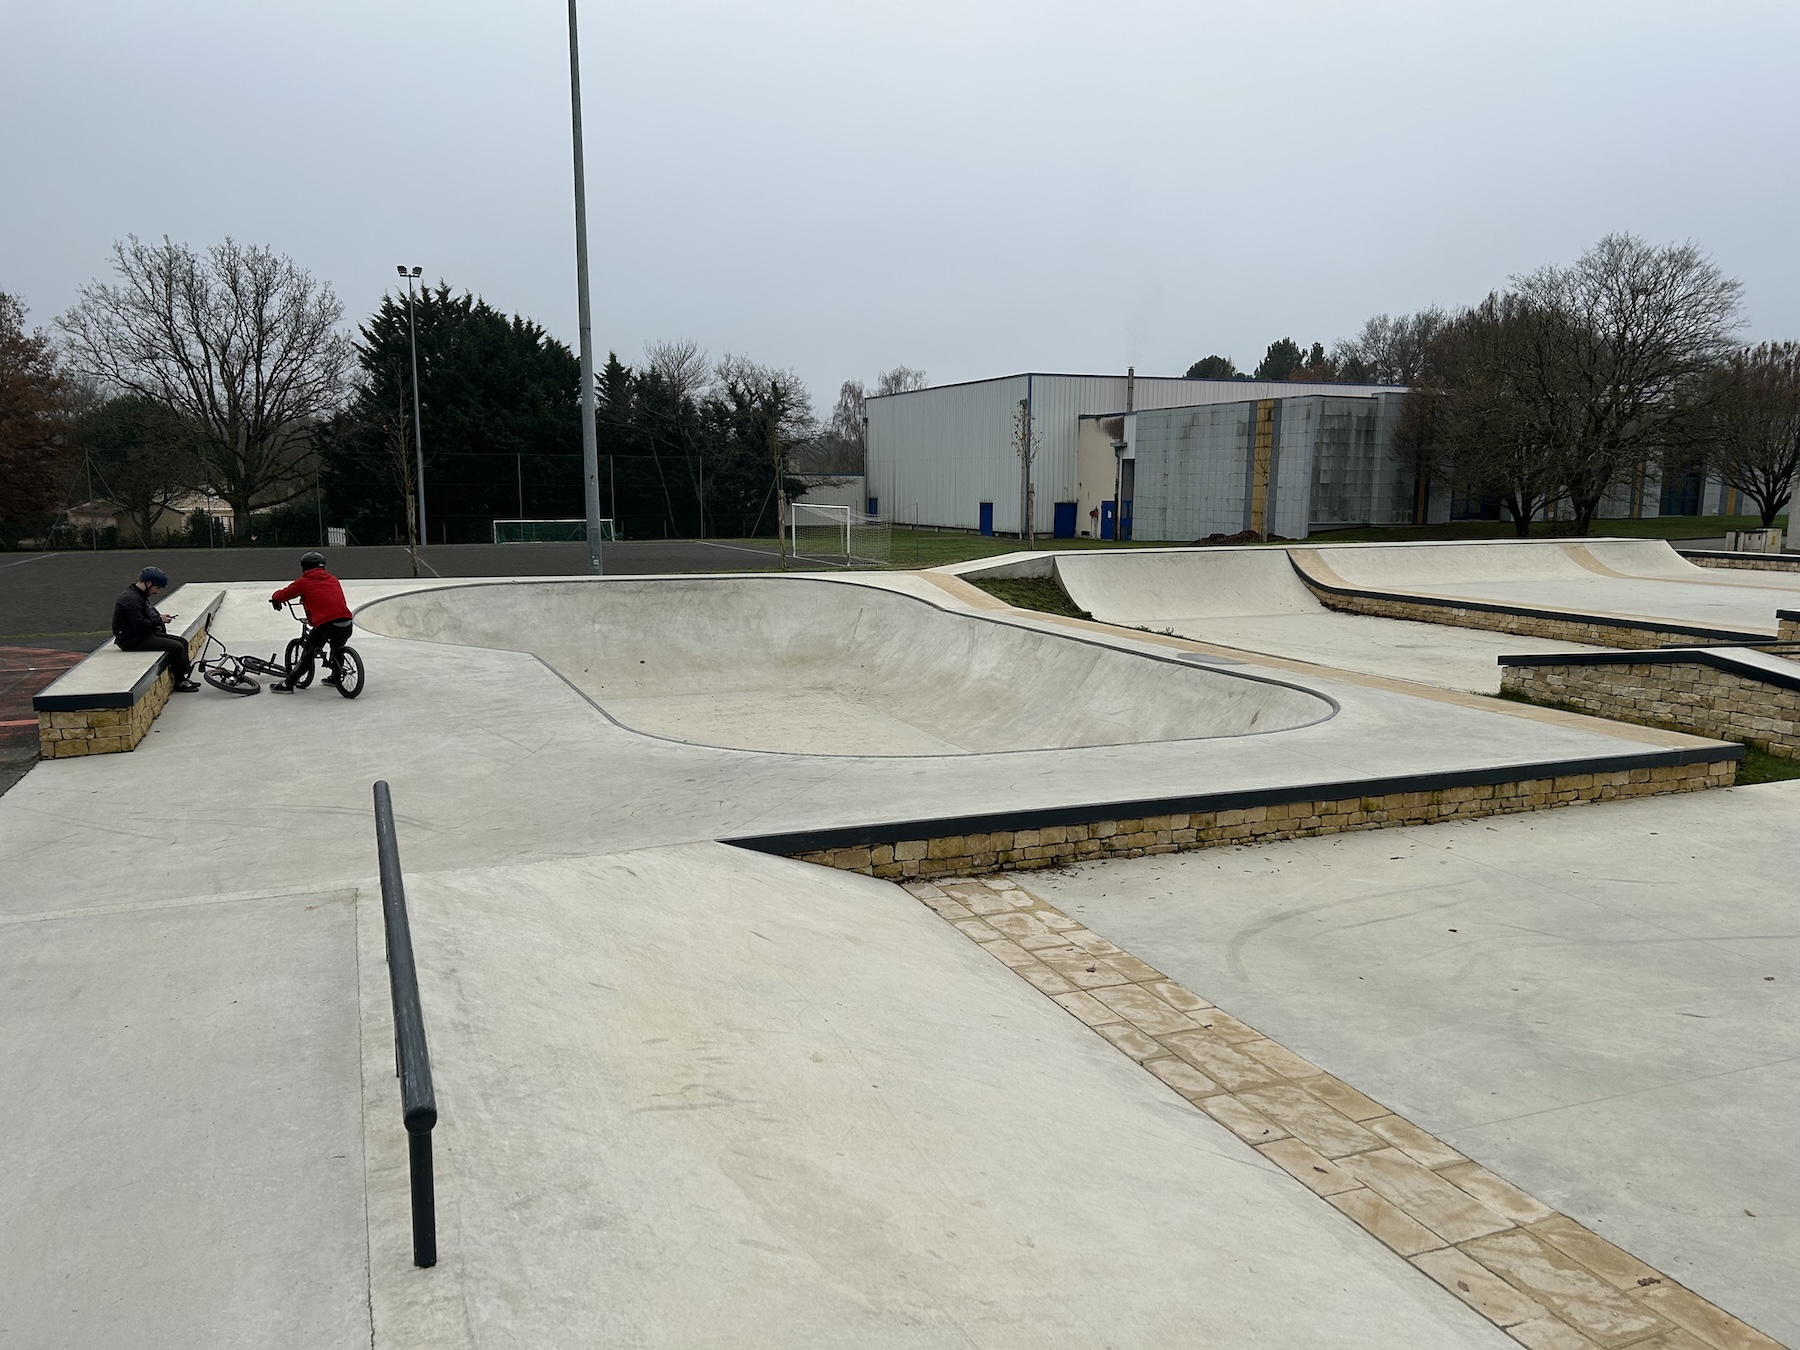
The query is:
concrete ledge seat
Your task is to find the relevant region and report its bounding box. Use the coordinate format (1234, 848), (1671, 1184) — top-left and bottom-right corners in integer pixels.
(34, 588), (226, 758)
(1499, 645), (1800, 759)
(1679, 549), (1800, 573)
(1779, 608), (1799, 642)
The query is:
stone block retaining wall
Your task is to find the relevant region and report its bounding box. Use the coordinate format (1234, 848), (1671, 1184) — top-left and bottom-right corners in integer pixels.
(1501, 662), (1800, 759)
(1780, 613), (1800, 642)
(1300, 583), (1737, 650)
(790, 761), (1735, 880)
(36, 623), (210, 759)
(1681, 552), (1800, 573)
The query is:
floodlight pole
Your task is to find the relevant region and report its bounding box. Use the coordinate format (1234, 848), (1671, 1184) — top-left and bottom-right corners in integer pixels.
(398, 267), (427, 547)
(568, 0), (604, 575)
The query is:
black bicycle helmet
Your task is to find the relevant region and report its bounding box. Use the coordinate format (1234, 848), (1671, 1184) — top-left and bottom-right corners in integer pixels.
(300, 551), (327, 571)
(138, 566), (169, 588)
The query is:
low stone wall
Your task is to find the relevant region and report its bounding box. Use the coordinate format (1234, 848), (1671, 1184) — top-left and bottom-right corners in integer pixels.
(36, 620), (213, 759)
(780, 761), (1736, 880)
(1300, 582), (1746, 650)
(1501, 661), (1800, 759)
(1681, 551), (1800, 573)
(1780, 612), (1800, 642)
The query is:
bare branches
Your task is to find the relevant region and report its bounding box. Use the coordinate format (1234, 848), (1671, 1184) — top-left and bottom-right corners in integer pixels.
(1704, 342), (1800, 527)
(58, 236), (351, 535)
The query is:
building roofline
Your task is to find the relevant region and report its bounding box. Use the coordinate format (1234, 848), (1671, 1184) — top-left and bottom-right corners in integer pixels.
(865, 372), (1409, 402)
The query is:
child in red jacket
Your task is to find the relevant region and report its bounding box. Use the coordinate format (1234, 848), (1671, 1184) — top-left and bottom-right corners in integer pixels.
(269, 551), (354, 693)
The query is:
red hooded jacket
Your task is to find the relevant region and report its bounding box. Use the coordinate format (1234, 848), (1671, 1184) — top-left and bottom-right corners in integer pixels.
(272, 568), (353, 626)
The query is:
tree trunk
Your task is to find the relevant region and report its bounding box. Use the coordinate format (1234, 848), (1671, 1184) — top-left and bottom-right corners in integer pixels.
(231, 499), (253, 542)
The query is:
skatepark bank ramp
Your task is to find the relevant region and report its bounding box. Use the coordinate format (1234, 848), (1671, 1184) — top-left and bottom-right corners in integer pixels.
(357, 576), (1334, 756)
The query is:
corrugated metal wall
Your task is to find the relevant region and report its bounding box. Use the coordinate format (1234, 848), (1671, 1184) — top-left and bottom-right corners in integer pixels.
(865, 374), (1403, 534)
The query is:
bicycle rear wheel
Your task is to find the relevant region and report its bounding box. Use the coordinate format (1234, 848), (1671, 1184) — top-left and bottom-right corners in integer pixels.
(285, 638), (314, 689)
(203, 667), (260, 696)
(333, 647), (365, 699)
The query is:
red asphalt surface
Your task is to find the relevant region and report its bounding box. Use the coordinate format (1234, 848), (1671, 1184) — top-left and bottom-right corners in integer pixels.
(0, 645), (88, 750)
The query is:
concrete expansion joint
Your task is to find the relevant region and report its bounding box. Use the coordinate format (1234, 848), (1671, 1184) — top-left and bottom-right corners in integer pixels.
(906, 875), (1785, 1350)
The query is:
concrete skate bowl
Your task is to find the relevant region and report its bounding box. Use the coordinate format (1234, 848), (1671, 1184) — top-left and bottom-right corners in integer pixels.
(1291, 538), (1800, 636)
(356, 576), (1336, 757)
(1045, 548), (1600, 692)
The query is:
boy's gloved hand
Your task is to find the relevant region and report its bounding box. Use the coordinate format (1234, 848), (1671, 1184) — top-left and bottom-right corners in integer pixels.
(271, 598), (283, 610)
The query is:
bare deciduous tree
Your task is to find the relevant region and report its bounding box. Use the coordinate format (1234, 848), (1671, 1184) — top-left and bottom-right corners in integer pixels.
(59, 236), (351, 537)
(1333, 308), (1447, 385)
(1511, 234), (1742, 534)
(644, 339), (711, 402)
(73, 393), (204, 545)
(875, 366), (928, 396)
(1703, 342), (1800, 527)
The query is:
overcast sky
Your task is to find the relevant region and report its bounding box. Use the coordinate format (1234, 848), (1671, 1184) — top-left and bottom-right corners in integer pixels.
(3, 0), (1796, 405)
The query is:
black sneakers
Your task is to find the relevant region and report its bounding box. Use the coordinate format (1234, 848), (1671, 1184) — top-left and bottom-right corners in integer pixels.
(173, 680), (200, 693)
(270, 682), (295, 694)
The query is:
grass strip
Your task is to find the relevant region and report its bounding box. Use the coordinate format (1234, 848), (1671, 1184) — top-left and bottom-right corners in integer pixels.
(967, 576), (1092, 620)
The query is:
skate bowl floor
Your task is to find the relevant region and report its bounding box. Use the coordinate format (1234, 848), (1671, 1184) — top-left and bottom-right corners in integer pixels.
(1044, 548), (1598, 692)
(356, 576), (1336, 756)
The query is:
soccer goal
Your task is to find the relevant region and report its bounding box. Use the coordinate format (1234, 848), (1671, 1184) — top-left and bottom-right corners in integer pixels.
(788, 504), (892, 566)
(492, 518), (617, 544)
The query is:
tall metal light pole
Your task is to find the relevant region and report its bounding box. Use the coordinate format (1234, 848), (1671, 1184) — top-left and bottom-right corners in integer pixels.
(567, 0), (604, 574)
(396, 265), (427, 546)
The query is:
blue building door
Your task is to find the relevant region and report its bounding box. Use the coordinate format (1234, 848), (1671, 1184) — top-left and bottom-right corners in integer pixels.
(1099, 501), (1114, 541)
(1052, 502), (1077, 539)
(866, 497), (879, 517)
(978, 502), (994, 536)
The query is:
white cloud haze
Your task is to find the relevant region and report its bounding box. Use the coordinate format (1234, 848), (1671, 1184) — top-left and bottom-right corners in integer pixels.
(2, 0), (1796, 399)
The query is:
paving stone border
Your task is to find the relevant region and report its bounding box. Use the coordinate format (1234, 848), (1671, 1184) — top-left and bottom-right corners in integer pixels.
(745, 756), (1738, 881)
(906, 874), (1783, 1350)
(1500, 654), (1800, 759)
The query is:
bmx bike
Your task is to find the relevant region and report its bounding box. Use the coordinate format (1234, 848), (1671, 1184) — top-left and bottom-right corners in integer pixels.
(194, 602), (366, 699)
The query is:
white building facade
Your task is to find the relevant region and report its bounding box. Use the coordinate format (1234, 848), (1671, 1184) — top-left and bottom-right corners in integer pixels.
(864, 372), (1407, 540)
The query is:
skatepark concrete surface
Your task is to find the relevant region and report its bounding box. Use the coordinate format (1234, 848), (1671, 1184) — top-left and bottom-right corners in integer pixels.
(1020, 782), (1799, 1345)
(1037, 546), (1602, 692)
(1, 562), (1785, 1347)
(1291, 538), (1800, 637)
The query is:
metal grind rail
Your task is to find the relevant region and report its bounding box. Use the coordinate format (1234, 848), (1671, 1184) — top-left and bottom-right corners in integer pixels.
(373, 780), (438, 1268)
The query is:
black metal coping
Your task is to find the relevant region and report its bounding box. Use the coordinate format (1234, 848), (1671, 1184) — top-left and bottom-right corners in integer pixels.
(1781, 609), (1800, 622)
(1498, 647), (1800, 694)
(724, 746), (1741, 857)
(1289, 560), (1771, 644)
(33, 594), (226, 712)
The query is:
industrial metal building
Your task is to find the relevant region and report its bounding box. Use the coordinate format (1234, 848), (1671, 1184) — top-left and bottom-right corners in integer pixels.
(863, 372), (1408, 541)
(864, 372), (1777, 541)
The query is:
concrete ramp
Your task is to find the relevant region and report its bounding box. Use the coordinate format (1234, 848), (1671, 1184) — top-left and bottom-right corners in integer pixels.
(358, 576), (1333, 756)
(1049, 549), (1599, 693)
(1292, 539), (1800, 640)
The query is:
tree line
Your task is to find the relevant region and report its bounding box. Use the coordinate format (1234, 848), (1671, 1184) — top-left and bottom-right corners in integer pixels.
(0, 234), (915, 550)
(1186, 235), (1799, 532)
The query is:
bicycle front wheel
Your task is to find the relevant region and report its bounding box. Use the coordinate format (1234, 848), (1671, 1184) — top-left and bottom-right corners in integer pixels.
(334, 647), (365, 699)
(203, 668), (260, 696)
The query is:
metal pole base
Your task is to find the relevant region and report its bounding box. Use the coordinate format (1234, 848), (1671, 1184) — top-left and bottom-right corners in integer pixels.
(409, 1129), (437, 1267)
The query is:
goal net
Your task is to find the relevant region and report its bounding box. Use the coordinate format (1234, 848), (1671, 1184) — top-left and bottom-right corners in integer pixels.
(492, 518), (617, 544)
(788, 504), (893, 566)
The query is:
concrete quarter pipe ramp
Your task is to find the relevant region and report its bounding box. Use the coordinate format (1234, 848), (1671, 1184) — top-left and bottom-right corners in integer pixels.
(357, 576), (1335, 756)
(1048, 548), (1596, 692)
(1291, 538), (1800, 639)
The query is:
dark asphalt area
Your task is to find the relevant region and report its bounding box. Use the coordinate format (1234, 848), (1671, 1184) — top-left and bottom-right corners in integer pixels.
(0, 539), (793, 791)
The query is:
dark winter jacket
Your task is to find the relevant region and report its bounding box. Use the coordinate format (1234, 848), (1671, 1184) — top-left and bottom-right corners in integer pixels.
(111, 585), (167, 648)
